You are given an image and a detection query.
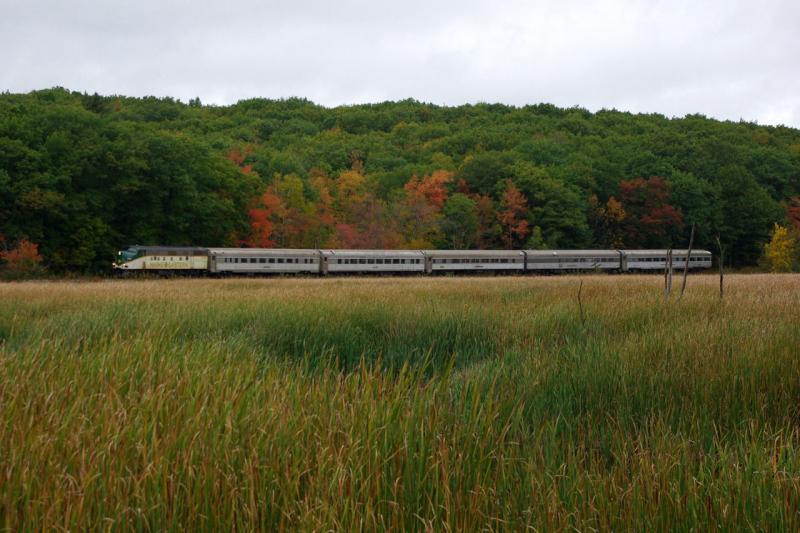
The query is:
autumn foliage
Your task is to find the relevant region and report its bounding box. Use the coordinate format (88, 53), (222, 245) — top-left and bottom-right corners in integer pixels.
(616, 176), (683, 247)
(237, 164), (699, 254)
(764, 224), (799, 272)
(498, 181), (530, 249)
(788, 196), (800, 232)
(0, 238), (44, 279)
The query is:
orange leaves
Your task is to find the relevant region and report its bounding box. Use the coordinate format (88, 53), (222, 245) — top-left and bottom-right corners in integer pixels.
(604, 197), (626, 223)
(0, 238), (44, 278)
(590, 194), (627, 248)
(226, 146), (252, 167)
(227, 146), (256, 175)
(245, 189), (283, 247)
(404, 170), (453, 209)
(498, 180), (530, 248)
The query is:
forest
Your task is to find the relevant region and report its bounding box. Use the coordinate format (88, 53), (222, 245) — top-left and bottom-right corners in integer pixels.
(1, 87), (799, 273)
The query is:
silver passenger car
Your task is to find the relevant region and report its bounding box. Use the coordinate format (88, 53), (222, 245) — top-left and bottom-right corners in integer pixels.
(320, 249), (425, 274)
(208, 248), (321, 274)
(621, 249), (713, 271)
(424, 250), (526, 273)
(525, 250), (621, 271)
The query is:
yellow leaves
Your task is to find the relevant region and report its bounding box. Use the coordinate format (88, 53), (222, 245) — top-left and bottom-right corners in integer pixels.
(764, 224), (798, 273)
(605, 197), (626, 223)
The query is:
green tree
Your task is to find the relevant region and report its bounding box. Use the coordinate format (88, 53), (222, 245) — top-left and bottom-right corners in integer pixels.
(441, 194), (478, 249)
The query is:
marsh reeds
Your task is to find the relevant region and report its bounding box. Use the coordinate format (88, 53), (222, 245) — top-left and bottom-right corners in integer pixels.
(1, 275), (798, 530)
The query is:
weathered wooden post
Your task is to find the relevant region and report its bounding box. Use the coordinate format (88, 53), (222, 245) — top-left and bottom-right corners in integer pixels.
(678, 224), (695, 301)
(716, 235), (725, 300)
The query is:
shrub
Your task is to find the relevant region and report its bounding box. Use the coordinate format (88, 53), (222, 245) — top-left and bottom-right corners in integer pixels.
(0, 238), (45, 279)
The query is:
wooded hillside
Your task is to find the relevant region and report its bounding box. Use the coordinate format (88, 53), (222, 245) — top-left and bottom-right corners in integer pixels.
(1, 88), (799, 271)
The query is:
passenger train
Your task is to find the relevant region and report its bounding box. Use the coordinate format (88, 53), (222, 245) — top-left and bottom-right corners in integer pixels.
(114, 246), (713, 275)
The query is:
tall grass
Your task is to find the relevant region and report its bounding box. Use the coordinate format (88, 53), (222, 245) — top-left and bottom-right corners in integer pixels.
(1, 275), (799, 530)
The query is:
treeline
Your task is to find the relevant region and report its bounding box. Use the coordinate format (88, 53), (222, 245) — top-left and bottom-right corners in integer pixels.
(1, 87), (799, 272)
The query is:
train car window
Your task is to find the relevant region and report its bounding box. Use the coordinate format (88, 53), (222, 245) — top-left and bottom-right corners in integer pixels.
(367, 259), (375, 264)
(359, 259), (366, 264)
(376, 259), (383, 264)
(277, 258), (284, 264)
(268, 258), (275, 263)
(259, 258), (266, 263)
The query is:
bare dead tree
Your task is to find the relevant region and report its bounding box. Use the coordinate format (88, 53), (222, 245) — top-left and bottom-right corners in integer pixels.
(577, 279), (586, 327)
(668, 248), (674, 295)
(664, 248), (672, 298)
(678, 224), (695, 301)
(716, 234), (725, 300)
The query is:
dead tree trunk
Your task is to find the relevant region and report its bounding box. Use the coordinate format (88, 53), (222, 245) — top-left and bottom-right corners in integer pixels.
(678, 224), (695, 301)
(664, 248), (669, 296)
(668, 249), (674, 295)
(664, 248), (673, 298)
(716, 235), (725, 300)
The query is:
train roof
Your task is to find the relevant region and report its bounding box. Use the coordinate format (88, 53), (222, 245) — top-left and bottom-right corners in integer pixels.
(621, 249), (712, 256)
(208, 248), (320, 256)
(321, 249), (425, 257)
(524, 249), (619, 257)
(423, 249), (525, 257)
(126, 245), (208, 255)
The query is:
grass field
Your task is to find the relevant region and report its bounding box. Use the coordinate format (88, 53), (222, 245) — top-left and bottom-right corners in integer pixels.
(1, 274), (799, 531)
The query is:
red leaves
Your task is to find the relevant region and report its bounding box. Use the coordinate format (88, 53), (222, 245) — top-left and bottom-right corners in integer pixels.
(617, 176), (683, 246)
(788, 196), (800, 232)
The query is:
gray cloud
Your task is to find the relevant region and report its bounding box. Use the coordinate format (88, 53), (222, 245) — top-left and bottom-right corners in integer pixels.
(2, 0), (799, 126)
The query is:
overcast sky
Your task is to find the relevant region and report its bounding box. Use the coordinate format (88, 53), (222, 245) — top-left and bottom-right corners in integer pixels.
(2, 0), (799, 126)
